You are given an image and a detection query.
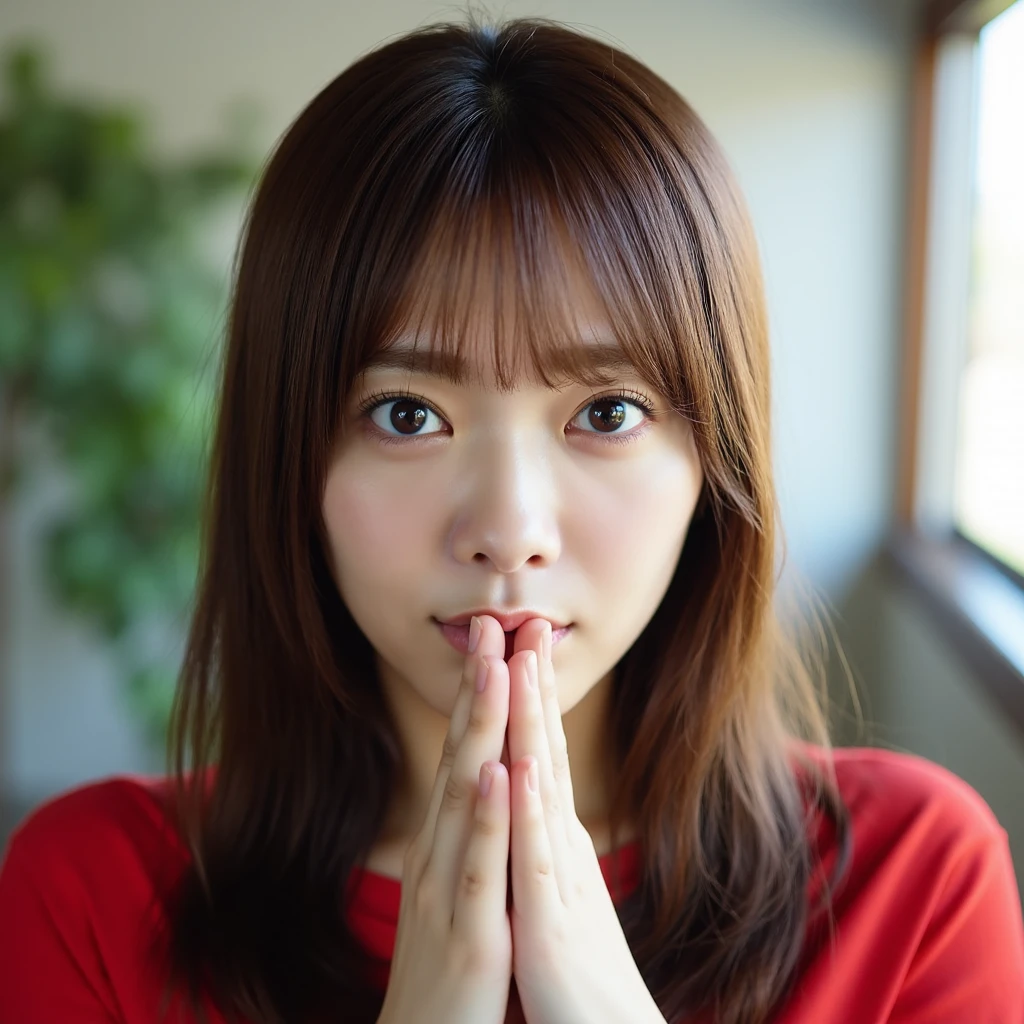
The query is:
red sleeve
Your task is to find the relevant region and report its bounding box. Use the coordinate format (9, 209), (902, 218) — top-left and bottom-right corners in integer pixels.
(0, 828), (121, 1024)
(889, 830), (1024, 1023)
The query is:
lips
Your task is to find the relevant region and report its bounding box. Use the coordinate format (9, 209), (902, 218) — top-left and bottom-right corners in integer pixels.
(438, 609), (570, 632)
(433, 618), (573, 661)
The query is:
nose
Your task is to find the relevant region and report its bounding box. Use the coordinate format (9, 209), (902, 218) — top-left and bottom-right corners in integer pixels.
(449, 428), (562, 573)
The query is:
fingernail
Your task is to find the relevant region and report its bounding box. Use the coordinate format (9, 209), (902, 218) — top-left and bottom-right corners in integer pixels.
(527, 758), (538, 793)
(479, 762), (494, 798)
(543, 622), (552, 661)
(527, 651), (538, 688)
(468, 615), (482, 653)
(475, 657), (489, 693)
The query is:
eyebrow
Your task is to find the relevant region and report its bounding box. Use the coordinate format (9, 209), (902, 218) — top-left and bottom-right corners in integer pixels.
(359, 342), (637, 385)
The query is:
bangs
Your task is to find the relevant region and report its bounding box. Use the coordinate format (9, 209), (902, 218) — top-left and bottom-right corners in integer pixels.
(347, 162), (692, 406)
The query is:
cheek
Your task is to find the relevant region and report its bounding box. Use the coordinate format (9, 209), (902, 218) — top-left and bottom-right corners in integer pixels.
(570, 443), (701, 644)
(322, 461), (436, 600)
(575, 448), (700, 572)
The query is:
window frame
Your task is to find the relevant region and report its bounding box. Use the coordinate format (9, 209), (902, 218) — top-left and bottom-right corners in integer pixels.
(888, 0), (1024, 738)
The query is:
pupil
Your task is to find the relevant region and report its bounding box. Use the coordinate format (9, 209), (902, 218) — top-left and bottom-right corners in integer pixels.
(391, 400), (426, 434)
(589, 399), (625, 432)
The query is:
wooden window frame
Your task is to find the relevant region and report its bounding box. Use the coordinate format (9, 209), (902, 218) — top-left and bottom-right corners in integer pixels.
(888, 0), (1024, 738)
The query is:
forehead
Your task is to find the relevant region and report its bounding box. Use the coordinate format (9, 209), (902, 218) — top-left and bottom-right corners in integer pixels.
(351, 202), (664, 394)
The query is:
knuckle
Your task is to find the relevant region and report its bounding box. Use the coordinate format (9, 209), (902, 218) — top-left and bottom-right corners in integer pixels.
(459, 863), (487, 900)
(402, 839), (419, 871)
(441, 771), (468, 813)
(534, 855), (555, 879)
(540, 672), (558, 701)
(466, 702), (490, 736)
(414, 873), (442, 916)
(473, 812), (502, 839)
(440, 733), (458, 769)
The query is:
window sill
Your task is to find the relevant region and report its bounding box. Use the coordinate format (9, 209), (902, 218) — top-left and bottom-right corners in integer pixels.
(883, 527), (1024, 739)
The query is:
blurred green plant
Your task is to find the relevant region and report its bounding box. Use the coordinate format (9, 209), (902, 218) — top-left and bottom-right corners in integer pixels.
(0, 43), (260, 749)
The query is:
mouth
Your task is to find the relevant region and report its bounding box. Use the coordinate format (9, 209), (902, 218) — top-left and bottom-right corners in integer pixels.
(432, 618), (573, 661)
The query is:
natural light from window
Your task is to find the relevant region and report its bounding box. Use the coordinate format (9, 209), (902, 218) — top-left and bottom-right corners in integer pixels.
(954, 0), (1024, 576)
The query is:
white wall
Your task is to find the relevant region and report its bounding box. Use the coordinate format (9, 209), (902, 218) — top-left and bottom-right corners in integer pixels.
(0, 0), (943, 816)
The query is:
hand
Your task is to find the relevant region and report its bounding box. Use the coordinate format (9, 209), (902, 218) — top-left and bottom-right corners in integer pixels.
(377, 617), (515, 1024)
(504, 619), (663, 1024)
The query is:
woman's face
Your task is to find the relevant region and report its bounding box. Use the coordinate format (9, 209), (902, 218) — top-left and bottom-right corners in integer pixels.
(322, 308), (704, 722)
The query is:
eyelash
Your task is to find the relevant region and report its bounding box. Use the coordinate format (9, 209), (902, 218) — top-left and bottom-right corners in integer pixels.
(356, 387), (657, 448)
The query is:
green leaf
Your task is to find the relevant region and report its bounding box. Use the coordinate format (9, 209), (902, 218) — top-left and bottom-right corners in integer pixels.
(1, 39), (261, 748)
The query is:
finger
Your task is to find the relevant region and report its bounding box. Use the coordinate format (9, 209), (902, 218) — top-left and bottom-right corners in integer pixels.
(511, 755), (563, 919)
(511, 622), (575, 838)
(425, 653), (509, 889)
(446, 615), (508, 755)
(507, 632), (572, 895)
(414, 615), (506, 850)
(452, 759), (510, 941)
(422, 621), (513, 922)
(534, 620), (579, 836)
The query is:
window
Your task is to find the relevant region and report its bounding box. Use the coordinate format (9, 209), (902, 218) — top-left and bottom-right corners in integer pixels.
(954, 3), (1024, 580)
(889, 0), (1024, 733)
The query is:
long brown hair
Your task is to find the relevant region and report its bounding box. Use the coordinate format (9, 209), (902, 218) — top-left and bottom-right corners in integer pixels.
(158, 11), (856, 1024)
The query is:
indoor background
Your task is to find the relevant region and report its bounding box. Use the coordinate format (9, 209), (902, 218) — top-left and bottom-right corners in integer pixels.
(0, 0), (1021, 907)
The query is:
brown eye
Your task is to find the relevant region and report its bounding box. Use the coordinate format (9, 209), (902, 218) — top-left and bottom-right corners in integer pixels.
(388, 399), (428, 434)
(366, 396), (444, 437)
(586, 398), (627, 432)
(571, 395), (648, 436)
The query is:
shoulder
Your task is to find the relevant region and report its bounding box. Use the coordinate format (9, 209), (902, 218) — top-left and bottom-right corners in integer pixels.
(789, 744), (1024, 1019)
(3, 774), (184, 873)
(795, 742), (1008, 853)
(791, 743), (1020, 937)
(0, 775), (195, 1021)
(0, 772), (191, 933)
(782, 741), (1024, 1019)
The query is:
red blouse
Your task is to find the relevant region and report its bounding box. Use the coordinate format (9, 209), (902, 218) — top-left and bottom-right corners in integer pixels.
(1, 745), (1021, 1023)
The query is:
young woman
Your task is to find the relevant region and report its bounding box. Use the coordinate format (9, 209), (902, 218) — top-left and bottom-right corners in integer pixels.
(1, 13), (1021, 1024)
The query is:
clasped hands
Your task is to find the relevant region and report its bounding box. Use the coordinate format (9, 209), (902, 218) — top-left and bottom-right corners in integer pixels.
(468, 614), (663, 1024)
